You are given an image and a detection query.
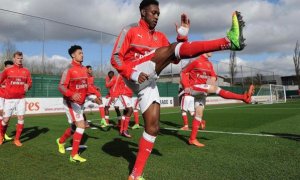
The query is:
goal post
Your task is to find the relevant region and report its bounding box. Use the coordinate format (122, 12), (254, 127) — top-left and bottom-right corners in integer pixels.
(253, 84), (286, 104)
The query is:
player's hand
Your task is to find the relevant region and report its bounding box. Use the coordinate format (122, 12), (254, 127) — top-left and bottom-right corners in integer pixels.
(24, 84), (29, 92)
(175, 13), (190, 34)
(138, 72), (149, 84)
(94, 97), (102, 105)
(184, 88), (192, 95)
(71, 93), (81, 102)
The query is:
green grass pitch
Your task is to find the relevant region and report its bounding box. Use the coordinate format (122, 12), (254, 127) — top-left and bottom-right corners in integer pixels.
(0, 100), (299, 179)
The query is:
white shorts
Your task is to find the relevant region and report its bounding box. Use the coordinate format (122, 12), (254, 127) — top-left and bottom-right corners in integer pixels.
(124, 61), (160, 113)
(105, 97), (123, 108)
(3, 98), (26, 117)
(0, 97), (4, 110)
(181, 95), (195, 113)
(84, 95), (99, 109)
(63, 99), (84, 124)
(119, 95), (133, 108)
(194, 94), (207, 108)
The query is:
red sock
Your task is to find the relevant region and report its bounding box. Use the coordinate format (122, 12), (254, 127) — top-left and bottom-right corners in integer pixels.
(120, 117), (125, 133)
(190, 119), (201, 141)
(105, 116), (109, 124)
(182, 113), (188, 126)
(15, 123), (24, 140)
(133, 111), (139, 124)
(71, 128), (84, 157)
(218, 89), (244, 100)
(99, 106), (105, 119)
(178, 38), (230, 59)
(59, 127), (72, 144)
(124, 116), (130, 131)
(0, 120), (3, 136)
(131, 132), (156, 177)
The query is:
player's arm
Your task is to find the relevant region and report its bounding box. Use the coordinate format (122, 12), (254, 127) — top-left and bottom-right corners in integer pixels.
(0, 70), (7, 85)
(58, 69), (74, 97)
(105, 76), (116, 88)
(24, 70), (32, 92)
(180, 61), (196, 89)
(176, 13), (190, 42)
(111, 27), (136, 81)
(208, 61), (217, 85)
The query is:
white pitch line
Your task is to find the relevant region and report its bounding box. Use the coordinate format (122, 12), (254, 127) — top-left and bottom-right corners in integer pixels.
(163, 127), (277, 137)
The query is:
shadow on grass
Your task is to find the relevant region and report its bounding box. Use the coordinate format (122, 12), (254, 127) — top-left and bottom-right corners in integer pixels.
(11, 126), (49, 143)
(159, 120), (210, 144)
(261, 132), (300, 142)
(102, 138), (162, 174)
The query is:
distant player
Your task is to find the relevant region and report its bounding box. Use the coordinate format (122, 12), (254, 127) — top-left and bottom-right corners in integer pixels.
(0, 60), (15, 141)
(178, 84), (195, 130)
(181, 53), (254, 147)
(84, 65), (106, 127)
(111, 0), (247, 178)
(118, 77), (134, 137)
(56, 45), (98, 162)
(0, 51), (32, 146)
(104, 72), (122, 127)
(132, 98), (141, 129)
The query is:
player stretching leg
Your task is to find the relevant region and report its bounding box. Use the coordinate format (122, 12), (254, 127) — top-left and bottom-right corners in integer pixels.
(0, 52), (32, 146)
(111, 0), (247, 179)
(56, 45), (98, 162)
(181, 53), (254, 147)
(0, 60), (14, 141)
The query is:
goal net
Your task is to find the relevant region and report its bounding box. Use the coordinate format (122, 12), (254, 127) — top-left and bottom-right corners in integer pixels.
(253, 84), (286, 104)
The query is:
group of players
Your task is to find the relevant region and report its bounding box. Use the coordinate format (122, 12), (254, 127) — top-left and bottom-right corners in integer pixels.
(0, 0), (256, 179)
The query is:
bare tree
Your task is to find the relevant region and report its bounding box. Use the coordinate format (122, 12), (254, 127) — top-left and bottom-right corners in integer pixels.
(229, 51), (237, 85)
(1, 40), (16, 69)
(293, 41), (300, 89)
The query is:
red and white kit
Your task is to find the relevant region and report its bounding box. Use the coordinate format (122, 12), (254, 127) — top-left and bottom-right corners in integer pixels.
(111, 19), (175, 113)
(59, 60), (97, 124)
(181, 55), (217, 107)
(0, 64), (32, 117)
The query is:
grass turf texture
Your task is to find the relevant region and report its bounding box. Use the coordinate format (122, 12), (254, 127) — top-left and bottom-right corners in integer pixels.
(0, 100), (300, 179)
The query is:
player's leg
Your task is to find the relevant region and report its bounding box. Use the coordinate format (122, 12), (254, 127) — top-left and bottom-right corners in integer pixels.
(180, 95), (189, 130)
(152, 11), (245, 75)
(104, 97), (112, 125)
(0, 98), (12, 141)
(129, 85), (160, 180)
(114, 106), (122, 127)
(189, 95), (206, 147)
(132, 99), (140, 129)
(120, 95), (133, 138)
(68, 102), (86, 162)
(191, 84), (255, 104)
(0, 99), (16, 145)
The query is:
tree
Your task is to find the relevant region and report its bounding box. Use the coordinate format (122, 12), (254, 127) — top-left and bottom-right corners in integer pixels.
(293, 41), (300, 89)
(229, 51), (237, 85)
(1, 40), (16, 69)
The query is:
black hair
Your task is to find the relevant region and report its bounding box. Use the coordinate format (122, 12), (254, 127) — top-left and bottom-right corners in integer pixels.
(108, 71), (114, 75)
(68, 45), (82, 57)
(139, 0), (159, 11)
(4, 60), (13, 67)
(86, 65), (92, 69)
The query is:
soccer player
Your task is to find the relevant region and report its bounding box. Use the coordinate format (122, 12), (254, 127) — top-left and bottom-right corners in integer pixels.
(111, 0), (246, 179)
(104, 71), (122, 126)
(181, 53), (254, 147)
(56, 45), (98, 162)
(118, 77), (134, 137)
(178, 84), (195, 131)
(132, 98), (141, 129)
(85, 65), (106, 127)
(0, 60), (14, 141)
(0, 51), (32, 146)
